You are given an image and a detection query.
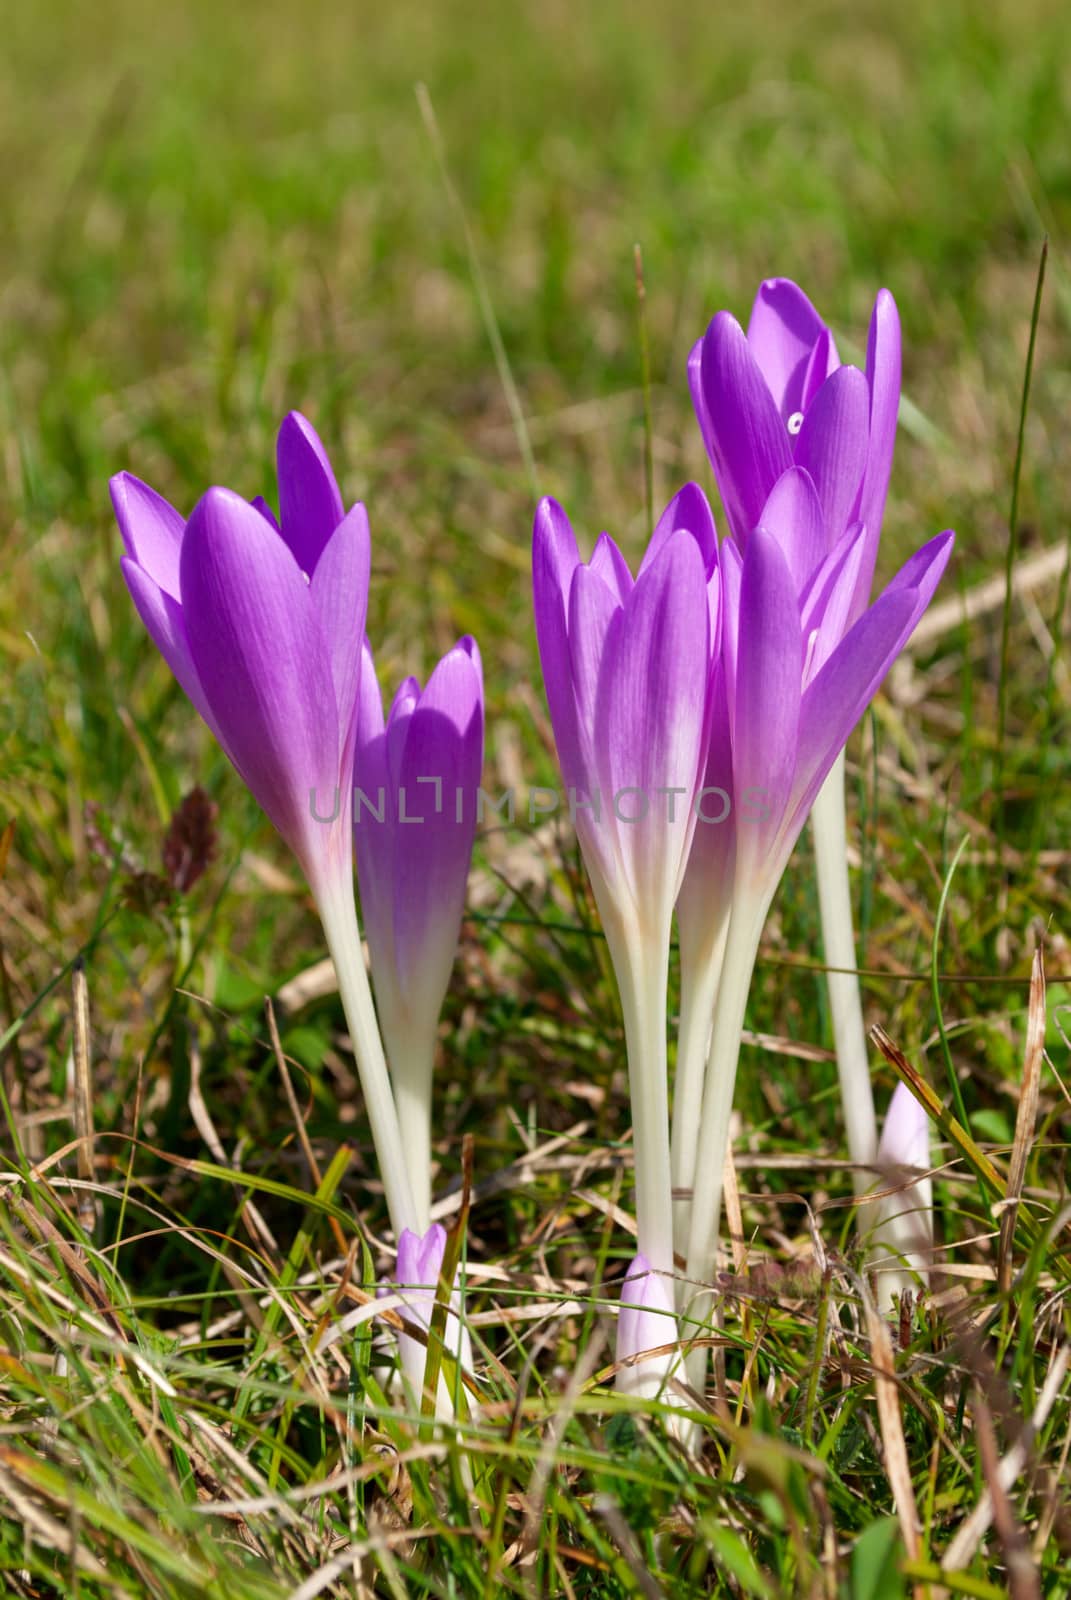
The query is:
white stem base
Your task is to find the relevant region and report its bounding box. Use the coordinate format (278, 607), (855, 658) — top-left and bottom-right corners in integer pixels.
(316, 875), (418, 1238)
(811, 753), (878, 1202)
(671, 911), (730, 1273)
(683, 895), (768, 1393)
(870, 1171), (935, 1312)
(388, 1027), (437, 1233)
(604, 910), (678, 1279)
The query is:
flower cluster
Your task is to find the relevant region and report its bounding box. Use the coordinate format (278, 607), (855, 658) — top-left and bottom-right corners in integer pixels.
(533, 278), (949, 1395)
(113, 276), (947, 1421)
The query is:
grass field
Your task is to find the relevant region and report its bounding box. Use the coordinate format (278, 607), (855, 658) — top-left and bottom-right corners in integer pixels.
(2, 0), (1071, 1593)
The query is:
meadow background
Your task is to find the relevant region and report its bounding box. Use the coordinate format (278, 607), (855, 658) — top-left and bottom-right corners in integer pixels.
(2, 0), (1071, 1594)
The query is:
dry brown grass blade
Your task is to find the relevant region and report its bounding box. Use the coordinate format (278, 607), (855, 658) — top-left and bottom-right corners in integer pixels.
(187, 1030), (281, 1264)
(860, 1277), (922, 1566)
(265, 995), (322, 1183)
(870, 1024), (1008, 1194)
(998, 946), (1046, 1293)
(9, 1196), (128, 1342)
(972, 1387), (1041, 1600)
(70, 959), (97, 1239)
(0, 818), (14, 882)
(722, 1139), (748, 1278)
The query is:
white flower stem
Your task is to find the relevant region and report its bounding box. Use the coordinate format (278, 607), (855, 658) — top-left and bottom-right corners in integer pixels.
(871, 1196), (933, 1311)
(683, 894), (767, 1391)
(315, 874), (419, 1238)
(671, 910), (730, 1270)
(606, 913), (676, 1278)
(811, 752), (879, 1210)
(389, 1029), (436, 1232)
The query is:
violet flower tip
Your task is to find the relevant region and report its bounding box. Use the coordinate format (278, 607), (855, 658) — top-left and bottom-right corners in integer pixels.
(277, 408), (318, 445)
(108, 468), (135, 503)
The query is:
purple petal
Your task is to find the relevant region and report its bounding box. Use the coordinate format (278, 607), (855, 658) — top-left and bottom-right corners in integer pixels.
(180, 487), (341, 882)
(120, 556), (224, 749)
(276, 411), (345, 578)
(640, 482), (718, 578)
(251, 494), (281, 531)
(353, 639), (388, 794)
(392, 1222), (451, 1390)
(883, 528), (955, 608)
(533, 496), (581, 594)
(589, 531), (634, 604)
(698, 312), (792, 544)
(110, 473), (185, 600)
(594, 532), (710, 916)
(792, 364), (870, 546)
(563, 560), (621, 876)
(732, 529), (802, 868)
(799, 521), (870, 685)
(790, 530), (952, 840)
(568, 562), (623, 756)
(718, 538), (743, 741)
(354, 638), (393, 966)
(385, 676), (422, 790)
(756, 465), (826, 592)
(533, 498), (585, 797)
(745, 278), (834, 419)
(799, 326), (840, 413)
(616, 1253), (674, 1363)
(688, 336), (715, 469)
(397, 1222), (447, 1292)
(391, 640), (484, 1000)
(855, 288), (902, 616)
(676, 657), (735, 946)
(787, 586), (920, 843)
(309, 502), (371, 769)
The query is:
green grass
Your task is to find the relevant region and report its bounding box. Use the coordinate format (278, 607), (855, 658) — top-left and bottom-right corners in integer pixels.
(2, 0), (1071, 1592)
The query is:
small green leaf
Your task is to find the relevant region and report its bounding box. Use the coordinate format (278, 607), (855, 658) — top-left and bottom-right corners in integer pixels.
(971, 1108), (1012, 1143)
(851, 1517), (903, 1600)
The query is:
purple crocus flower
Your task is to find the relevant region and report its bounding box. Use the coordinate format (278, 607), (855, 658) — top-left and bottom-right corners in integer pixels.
(682, 473), (953, 1372)
(690, 277), (900, 624)
(687, 279), (906, 1224)
(354, 637), (484, 1227)
(393, 1223), (473, 1414)
(872, 1081), (934, 1308)
(615, 1253), (679, 1401)
(111, 412), (418, 1236)
(533, 486), (718, 1279)
(113, 413), (367, 895)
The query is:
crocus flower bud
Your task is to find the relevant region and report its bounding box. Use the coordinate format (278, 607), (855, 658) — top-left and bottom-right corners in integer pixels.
(354, 637), (484, 1228)
(533, 489), (718, 1282)
(872, 1081), (934, 1309)
(615, 1254), (679, 1401)
(393, 1223), (472, 1415)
